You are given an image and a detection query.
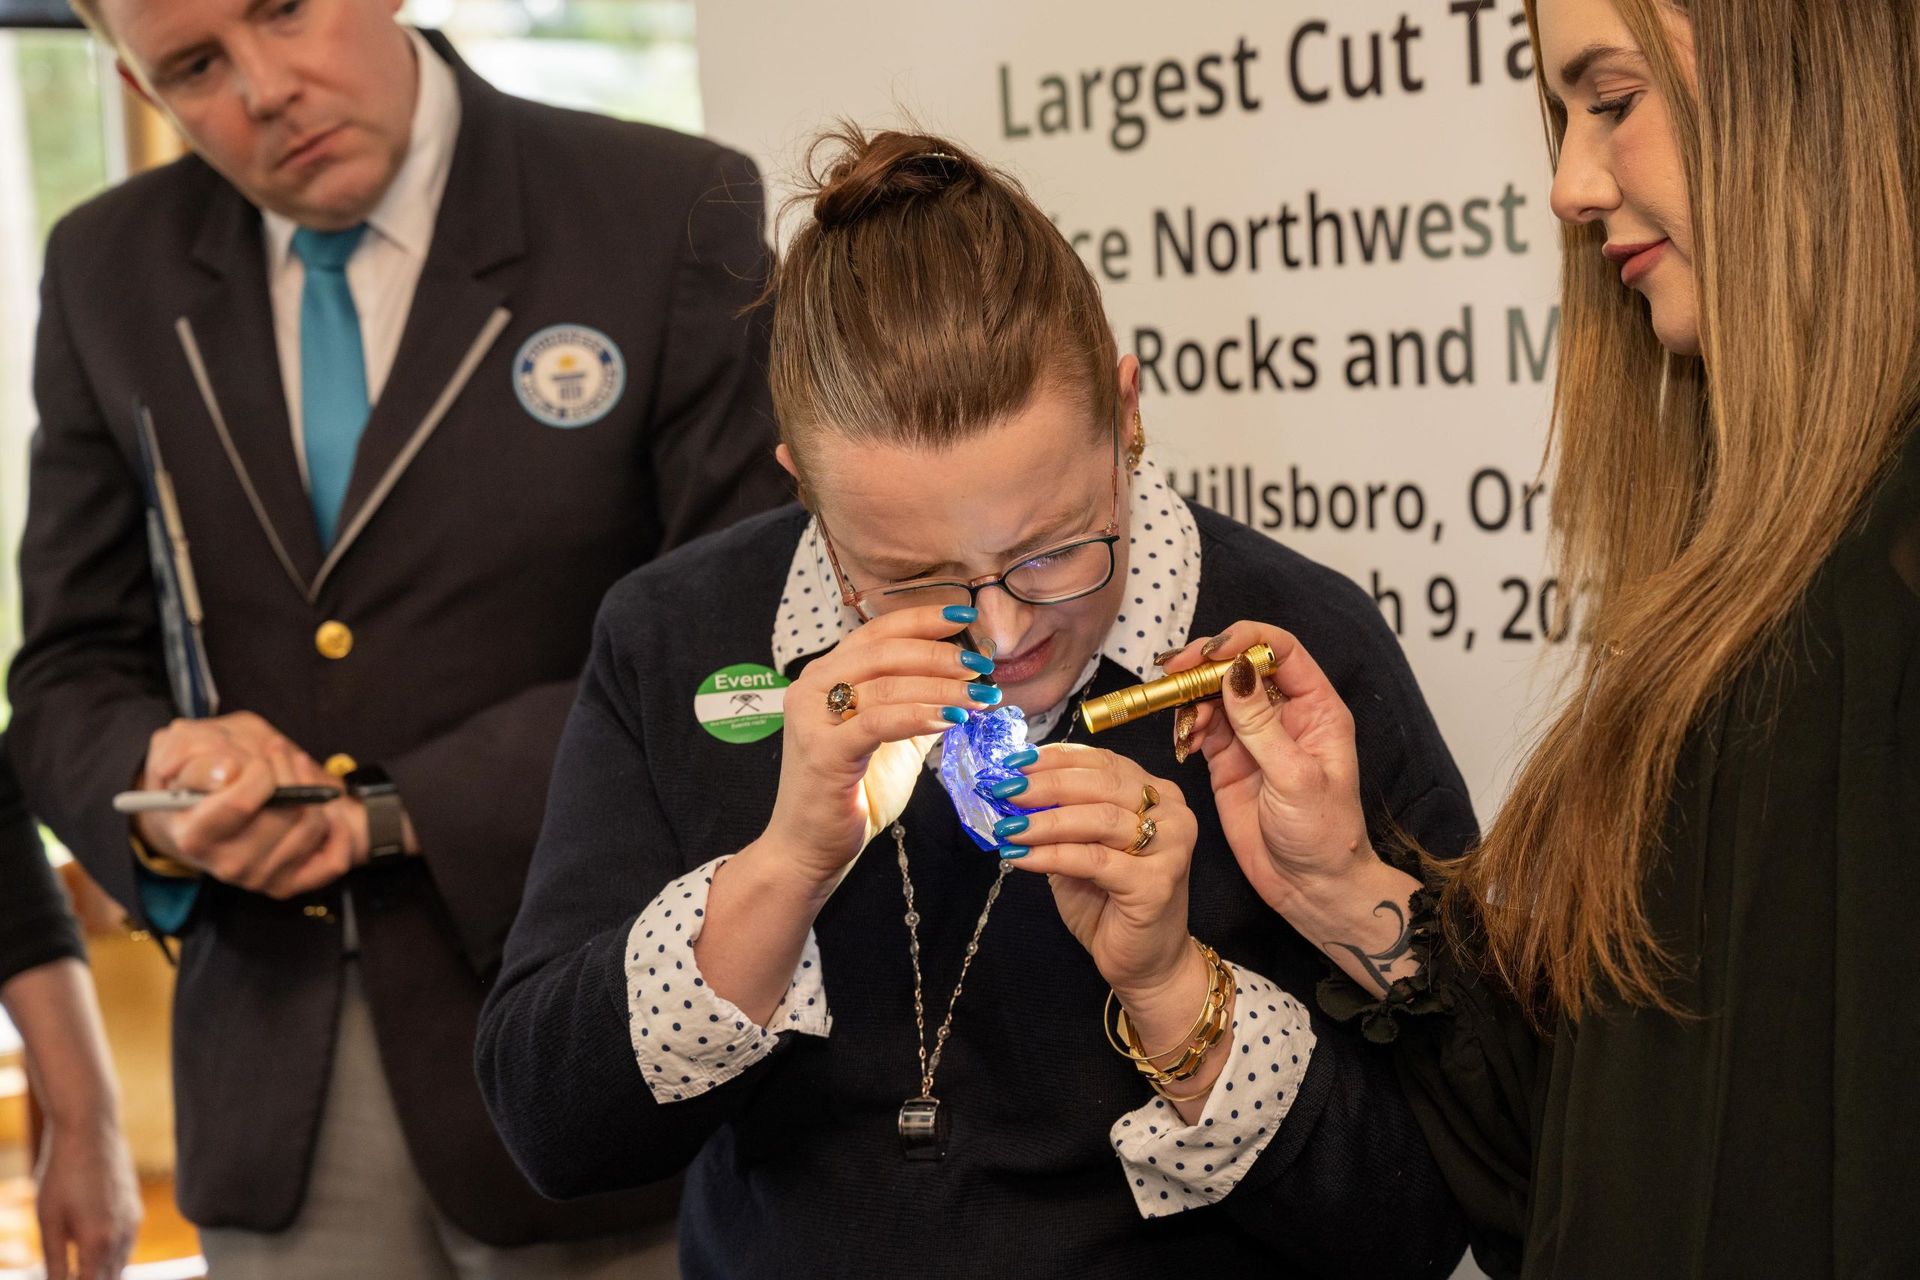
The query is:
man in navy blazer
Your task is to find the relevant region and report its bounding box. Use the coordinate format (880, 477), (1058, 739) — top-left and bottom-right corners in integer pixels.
(7, 0), (785, 1273)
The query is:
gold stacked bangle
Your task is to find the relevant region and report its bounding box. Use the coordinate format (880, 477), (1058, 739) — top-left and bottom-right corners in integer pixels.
(1104, 939), (1235, 1102)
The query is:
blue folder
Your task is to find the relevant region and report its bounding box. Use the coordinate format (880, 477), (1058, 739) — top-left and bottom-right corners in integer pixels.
(130, 401), (217, 931)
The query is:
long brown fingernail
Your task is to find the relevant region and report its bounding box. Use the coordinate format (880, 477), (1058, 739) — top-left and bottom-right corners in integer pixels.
(1227, 653), (1257, 699)
(1173, 703), (1198, 763)
(1200, 631), (1231, 658)
(1152, 647), (1184, 668)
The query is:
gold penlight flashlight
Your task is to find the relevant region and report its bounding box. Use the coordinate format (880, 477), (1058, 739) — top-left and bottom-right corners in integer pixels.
(1078, 642), (1276, 735)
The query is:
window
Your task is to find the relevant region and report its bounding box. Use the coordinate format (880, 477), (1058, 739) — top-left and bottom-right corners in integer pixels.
(405, 0), (701, 133)
(0, 21), (113, 670)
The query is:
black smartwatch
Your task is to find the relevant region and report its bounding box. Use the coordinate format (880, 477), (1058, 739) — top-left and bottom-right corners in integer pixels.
(344, 765), (407, 861)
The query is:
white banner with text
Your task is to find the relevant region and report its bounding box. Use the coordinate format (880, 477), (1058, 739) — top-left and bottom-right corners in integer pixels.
(697, 0), (1567, 819)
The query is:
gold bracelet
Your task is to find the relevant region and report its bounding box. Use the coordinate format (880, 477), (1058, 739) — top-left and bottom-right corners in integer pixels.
(1134, 951), (1231, 1083)
(1127, 999), (1229, 1084)
(1108, 976), (1226, 1070)
(1117, 978), (1226, 1079)
(1141, 974), (1237, 1094)
(1105, 941), (1234, 1083)
(1149, 1076), (1218, 1105)
(1103, 939), (1226, 1064)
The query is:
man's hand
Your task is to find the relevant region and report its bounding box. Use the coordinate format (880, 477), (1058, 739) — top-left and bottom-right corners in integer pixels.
(132, 713), (360, 898)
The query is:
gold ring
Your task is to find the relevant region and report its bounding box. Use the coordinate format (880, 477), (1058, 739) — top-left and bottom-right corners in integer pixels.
(1125, 813), (1158, 856)
(1137, 784), (1159, 817)
(826, 682), (857, 717)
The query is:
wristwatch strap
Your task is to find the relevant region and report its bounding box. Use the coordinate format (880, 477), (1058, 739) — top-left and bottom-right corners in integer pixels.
(362, 788), (406, 860)
(345, 765), (407, 860)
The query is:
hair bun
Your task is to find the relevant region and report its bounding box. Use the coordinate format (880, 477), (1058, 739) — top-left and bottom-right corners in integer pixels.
(808, 127), (981, 229)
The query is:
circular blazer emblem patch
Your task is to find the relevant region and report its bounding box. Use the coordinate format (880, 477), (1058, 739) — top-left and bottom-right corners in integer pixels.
(514, 325), (625, 428)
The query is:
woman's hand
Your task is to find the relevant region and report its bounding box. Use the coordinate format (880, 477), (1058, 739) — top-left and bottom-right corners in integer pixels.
(705, 603), (1001, 1023)
(1162, 624), (1379, 913)
(1000, 744), (1231, 1118)
(34, 1116), (141, 1280)
(1166, 624), (1425, 995)
(1, 959), (141, 1280)
(997, 744), (1197, 1007)
(759, 603), (1002, 893)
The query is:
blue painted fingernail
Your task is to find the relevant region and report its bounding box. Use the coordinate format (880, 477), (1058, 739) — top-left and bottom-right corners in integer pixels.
(997, 844), (1029, 860)
(968, 682), (1002, 705)
(941, 706), (969, 724)
(988, 776), (1028, 799)
(942, 605), (978, 623)
(959, 650), (995, 675)
(1003, 746), (1039, 769)
(993, 814), (1030, 838)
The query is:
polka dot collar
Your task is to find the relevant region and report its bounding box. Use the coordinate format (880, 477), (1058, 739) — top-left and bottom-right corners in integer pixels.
(771, 451), (1203, 730)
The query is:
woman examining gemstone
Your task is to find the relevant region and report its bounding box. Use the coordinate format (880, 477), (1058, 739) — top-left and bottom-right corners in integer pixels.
(477, 126), (1477, 1276)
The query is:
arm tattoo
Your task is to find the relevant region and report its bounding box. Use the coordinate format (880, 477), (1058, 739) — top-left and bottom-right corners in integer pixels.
(1322, 899), (1416, 997)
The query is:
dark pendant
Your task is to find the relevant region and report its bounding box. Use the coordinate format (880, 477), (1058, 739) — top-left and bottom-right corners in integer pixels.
(898, 1096), (948, 1160)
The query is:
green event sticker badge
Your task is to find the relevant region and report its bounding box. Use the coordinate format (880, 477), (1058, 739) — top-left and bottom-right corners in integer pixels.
(694, 663), (790, 744)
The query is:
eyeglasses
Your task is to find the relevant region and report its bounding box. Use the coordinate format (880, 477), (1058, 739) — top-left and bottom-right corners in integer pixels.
(818, 408), (1124, 622)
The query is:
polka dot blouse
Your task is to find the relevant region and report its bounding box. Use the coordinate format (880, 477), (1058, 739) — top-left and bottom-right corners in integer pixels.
(626, 859), (832, 1103)
(1107, 968), (1314, 1218)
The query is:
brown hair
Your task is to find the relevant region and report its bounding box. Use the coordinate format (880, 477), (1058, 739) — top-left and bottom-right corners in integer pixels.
(766, 124), (1118, 477)
(1447, 0), (1920, 1023)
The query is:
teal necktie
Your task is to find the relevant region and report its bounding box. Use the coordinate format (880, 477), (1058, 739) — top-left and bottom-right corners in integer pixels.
(292, 224), (370, 548)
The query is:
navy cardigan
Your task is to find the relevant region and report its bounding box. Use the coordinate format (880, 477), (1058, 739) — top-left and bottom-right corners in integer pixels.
(477, 503), (1477, 1278)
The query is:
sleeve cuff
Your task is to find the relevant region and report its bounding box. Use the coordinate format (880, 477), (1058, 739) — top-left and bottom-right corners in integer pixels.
(1110, 963), (1315, 1218)
(624, 855), (831, 1104)
(1315, 882), (1450, 1044)
(129, 834), (201, 935)
(130, 832), (200, 880)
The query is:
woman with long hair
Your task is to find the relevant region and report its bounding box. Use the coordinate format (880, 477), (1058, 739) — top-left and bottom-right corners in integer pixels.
(1168, 0), (1920, 1273)
(475, 126), (1478, 1275)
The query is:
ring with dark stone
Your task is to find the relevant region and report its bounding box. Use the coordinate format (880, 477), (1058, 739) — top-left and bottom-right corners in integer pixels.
(826, 682), (858, 717)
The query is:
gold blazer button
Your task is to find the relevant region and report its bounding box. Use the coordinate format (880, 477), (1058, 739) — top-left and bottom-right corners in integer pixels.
(315, 621), (354, 660)
(324, 753), (358, 778)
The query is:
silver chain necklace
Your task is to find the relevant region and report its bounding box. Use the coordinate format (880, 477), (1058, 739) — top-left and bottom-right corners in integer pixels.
(893, 672), (1096, 1160)
(893, 823), (1010, 1160)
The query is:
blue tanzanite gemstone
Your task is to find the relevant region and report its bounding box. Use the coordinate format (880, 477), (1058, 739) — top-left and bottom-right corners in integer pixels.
(937, 705), (1039, 850)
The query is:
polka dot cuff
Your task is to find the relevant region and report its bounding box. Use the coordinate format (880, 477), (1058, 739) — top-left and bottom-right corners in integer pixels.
(1109, 964), (1315, 1219)
(624, 856), (831, 1104)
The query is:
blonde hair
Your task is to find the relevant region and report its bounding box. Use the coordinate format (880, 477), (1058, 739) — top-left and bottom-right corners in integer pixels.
(1451, 0), (1920, 1021)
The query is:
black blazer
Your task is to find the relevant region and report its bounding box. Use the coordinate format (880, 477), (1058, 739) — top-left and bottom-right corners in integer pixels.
(7, 31), (785, 1244)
